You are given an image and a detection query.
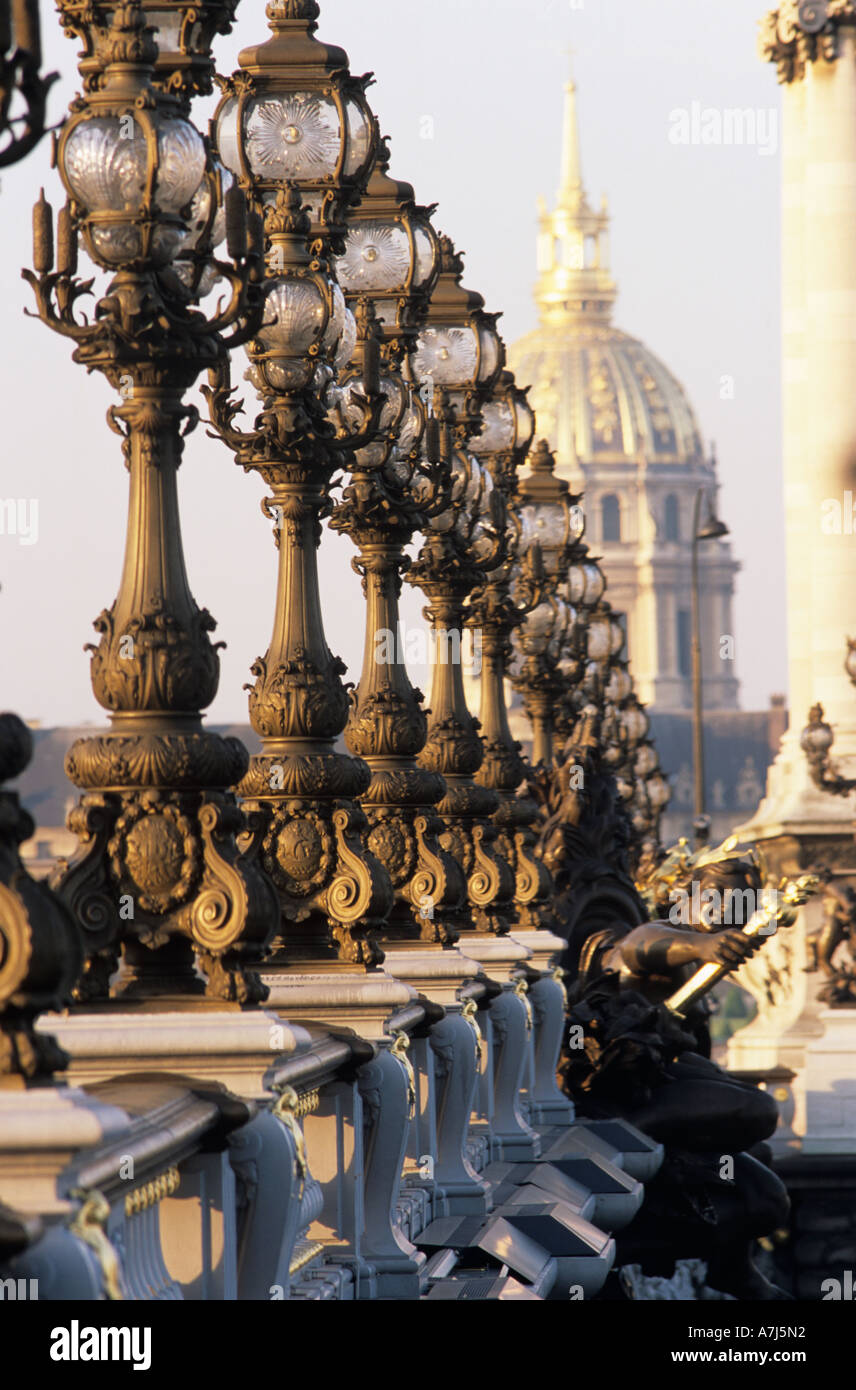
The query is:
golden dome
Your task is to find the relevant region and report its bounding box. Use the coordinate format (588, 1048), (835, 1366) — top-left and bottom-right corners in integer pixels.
(508, 77), (705, 471)
(509, 323), (704, 468)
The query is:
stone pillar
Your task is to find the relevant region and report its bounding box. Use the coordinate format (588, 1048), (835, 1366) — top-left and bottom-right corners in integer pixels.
(730, 12), (856, 1150)
(746, 16), (856, 830)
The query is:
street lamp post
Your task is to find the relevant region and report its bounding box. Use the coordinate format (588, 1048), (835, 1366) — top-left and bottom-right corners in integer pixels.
(691, 487), (729, 827)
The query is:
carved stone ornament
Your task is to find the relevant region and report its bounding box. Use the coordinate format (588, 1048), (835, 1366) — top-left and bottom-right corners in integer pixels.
(759, 0), (855, 81)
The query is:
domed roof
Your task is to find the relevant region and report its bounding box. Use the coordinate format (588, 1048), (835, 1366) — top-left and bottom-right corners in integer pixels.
(508, 76), (704, 470)
(509, 322), (704, 467)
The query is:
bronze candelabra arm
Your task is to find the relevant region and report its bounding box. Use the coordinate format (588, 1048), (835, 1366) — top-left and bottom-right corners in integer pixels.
(22, 195), (98, 342)
(194, 245), (266, 347)
(203, 355), (274, 460)
(151, 187), (265, 346)
(25, 186), (264, 365)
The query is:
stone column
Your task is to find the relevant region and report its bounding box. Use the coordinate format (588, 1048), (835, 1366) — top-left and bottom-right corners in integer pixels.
(730, 12), (856, 1148)
(745, 13), (856, 832)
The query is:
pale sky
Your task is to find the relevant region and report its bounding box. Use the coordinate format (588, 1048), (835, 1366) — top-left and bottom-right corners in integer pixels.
(0, 0), (784, 726)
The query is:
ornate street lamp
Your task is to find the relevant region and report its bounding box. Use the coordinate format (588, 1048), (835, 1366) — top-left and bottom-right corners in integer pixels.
(335, 137), (439, 348)
(412, 234), (504, 438)
(510, 439), (583, 765)
(402, 237), (514, 934)
(213, 0), (378, 256)
(0, 0), (57, 166)
(322, 146), (472, 944)
(206, 186), (395, 967)
(465, 371), (558, 930)
(408, 430), (516, 934)
(26, 2), (275, 1005)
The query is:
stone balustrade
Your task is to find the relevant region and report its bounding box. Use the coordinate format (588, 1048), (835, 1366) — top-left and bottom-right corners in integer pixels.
(0, 945), (664, 1301)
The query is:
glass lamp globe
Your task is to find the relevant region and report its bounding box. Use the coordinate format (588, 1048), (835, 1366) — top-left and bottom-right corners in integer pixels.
(323, 281), (356, 368)
(470, 399), (515, 455)
(338, 222), (412, 294)
(61, 112), (206, 268)
(516, 601), (554, 657)
(413, 234), (503, 411)
(336, 215), (436, 307)
(647, 772), (671, 809)
(557, 653), (582, 683)
(413, 326), (479, 389)
(332, 371), (407, 468)
(621, 701), (650, 745)
(332, 143), (440, 338)
(609, 616), (626, 656)
(615, 777), (635, 803)
(567, 563), (586, 606)
(247, 272), (331, 393)
(586, 614), (612, 665)
(583, 562), (606, 608)
(635, 743), (658, 777)
(514, 393), (536, 454)
(217, 91), (371, 204)
(213, 4), (378, 252)
(606, 665), (632, 703)
(800, 710), (834, 757)
(519, 502), (571, 560)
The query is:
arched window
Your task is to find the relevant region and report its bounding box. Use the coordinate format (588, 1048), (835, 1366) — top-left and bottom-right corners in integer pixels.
(601, 494), (621, 543)
(584, 234), (597, 269)
(664, 494), (680, 542)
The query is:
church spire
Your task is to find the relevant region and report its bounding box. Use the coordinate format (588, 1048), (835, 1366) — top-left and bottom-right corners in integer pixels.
(535, 71), (617, 327)
(558, 77), (584, 208)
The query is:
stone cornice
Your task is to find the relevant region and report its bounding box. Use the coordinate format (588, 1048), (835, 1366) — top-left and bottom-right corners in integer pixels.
(759, 1), (856, 83)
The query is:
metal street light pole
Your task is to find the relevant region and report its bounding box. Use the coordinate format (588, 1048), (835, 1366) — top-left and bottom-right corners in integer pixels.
(691, 487), (729, 829)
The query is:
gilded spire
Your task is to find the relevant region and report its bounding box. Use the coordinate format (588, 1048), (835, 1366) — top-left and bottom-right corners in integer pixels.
(534, 72), (617, 327)
(558, 77), (583, 209)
